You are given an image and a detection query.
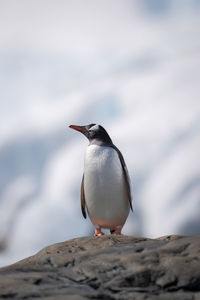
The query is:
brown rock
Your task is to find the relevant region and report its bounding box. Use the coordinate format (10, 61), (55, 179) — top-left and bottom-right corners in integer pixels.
(0, 235), (200, 299)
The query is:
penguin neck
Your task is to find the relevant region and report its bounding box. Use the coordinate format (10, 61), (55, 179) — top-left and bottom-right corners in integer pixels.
(89, 137), (113, 147)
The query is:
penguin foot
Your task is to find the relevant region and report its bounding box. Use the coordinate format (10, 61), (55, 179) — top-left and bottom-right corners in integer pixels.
(110, 226), (122, 235)
(94, 228), (104, 236)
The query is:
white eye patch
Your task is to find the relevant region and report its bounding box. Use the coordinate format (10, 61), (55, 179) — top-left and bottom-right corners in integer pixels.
(90, 124), (99, 131)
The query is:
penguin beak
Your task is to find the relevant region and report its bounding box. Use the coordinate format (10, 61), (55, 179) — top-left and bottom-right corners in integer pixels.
(69, 125), (88, 135)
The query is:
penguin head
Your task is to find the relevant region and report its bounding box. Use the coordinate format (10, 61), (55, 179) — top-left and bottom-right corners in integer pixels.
(69, 124), (113, 145)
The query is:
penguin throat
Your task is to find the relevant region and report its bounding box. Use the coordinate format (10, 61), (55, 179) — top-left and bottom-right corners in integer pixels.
(89, 137), (113, 146)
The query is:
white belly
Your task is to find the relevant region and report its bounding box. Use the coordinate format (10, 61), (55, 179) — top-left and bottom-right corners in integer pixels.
(84, 145), (130, 229)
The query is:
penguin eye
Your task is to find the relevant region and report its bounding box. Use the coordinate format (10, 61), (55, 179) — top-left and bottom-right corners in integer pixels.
(88, 129), (95, 135)
(88, 130), (94, 135)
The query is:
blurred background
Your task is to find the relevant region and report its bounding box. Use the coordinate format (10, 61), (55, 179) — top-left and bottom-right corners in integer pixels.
(0, 0), (200, 267)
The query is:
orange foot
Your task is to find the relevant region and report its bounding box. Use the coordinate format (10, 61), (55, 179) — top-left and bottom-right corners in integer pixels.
(94, 228), (104, 236)
(110, 226), (122, 235)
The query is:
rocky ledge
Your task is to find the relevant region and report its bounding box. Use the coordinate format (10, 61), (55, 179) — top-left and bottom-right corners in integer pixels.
(0, 235), (200, 300)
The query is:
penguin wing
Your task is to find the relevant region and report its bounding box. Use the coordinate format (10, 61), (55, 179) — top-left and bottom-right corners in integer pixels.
(81, 174), (87, 218)
(111, 145), (133, 211)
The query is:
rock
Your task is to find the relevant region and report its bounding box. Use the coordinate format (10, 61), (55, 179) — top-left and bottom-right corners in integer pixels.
(0, 235), (200, 299)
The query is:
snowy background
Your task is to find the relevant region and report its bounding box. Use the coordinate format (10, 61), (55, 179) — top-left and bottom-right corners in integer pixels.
(0, 0), (200, 267)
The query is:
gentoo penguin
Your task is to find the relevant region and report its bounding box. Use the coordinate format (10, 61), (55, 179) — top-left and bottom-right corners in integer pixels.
(69, 124), (133, 236)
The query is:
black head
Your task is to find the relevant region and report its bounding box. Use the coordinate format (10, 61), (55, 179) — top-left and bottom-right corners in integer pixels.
(69, 123), (113, 145)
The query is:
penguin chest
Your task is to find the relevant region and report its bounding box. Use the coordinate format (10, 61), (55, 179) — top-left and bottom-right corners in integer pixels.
(84, 145), (129, 228)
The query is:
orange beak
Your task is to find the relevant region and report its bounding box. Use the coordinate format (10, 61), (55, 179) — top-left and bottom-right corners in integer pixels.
(69, 125), (87, 133)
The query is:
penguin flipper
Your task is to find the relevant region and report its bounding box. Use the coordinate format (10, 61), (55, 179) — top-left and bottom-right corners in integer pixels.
(81, 174), (87, 218)
(111, 145), (133, 211)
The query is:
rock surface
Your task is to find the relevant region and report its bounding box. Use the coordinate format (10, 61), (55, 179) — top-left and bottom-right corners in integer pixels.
(0, 235), (200, 299)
